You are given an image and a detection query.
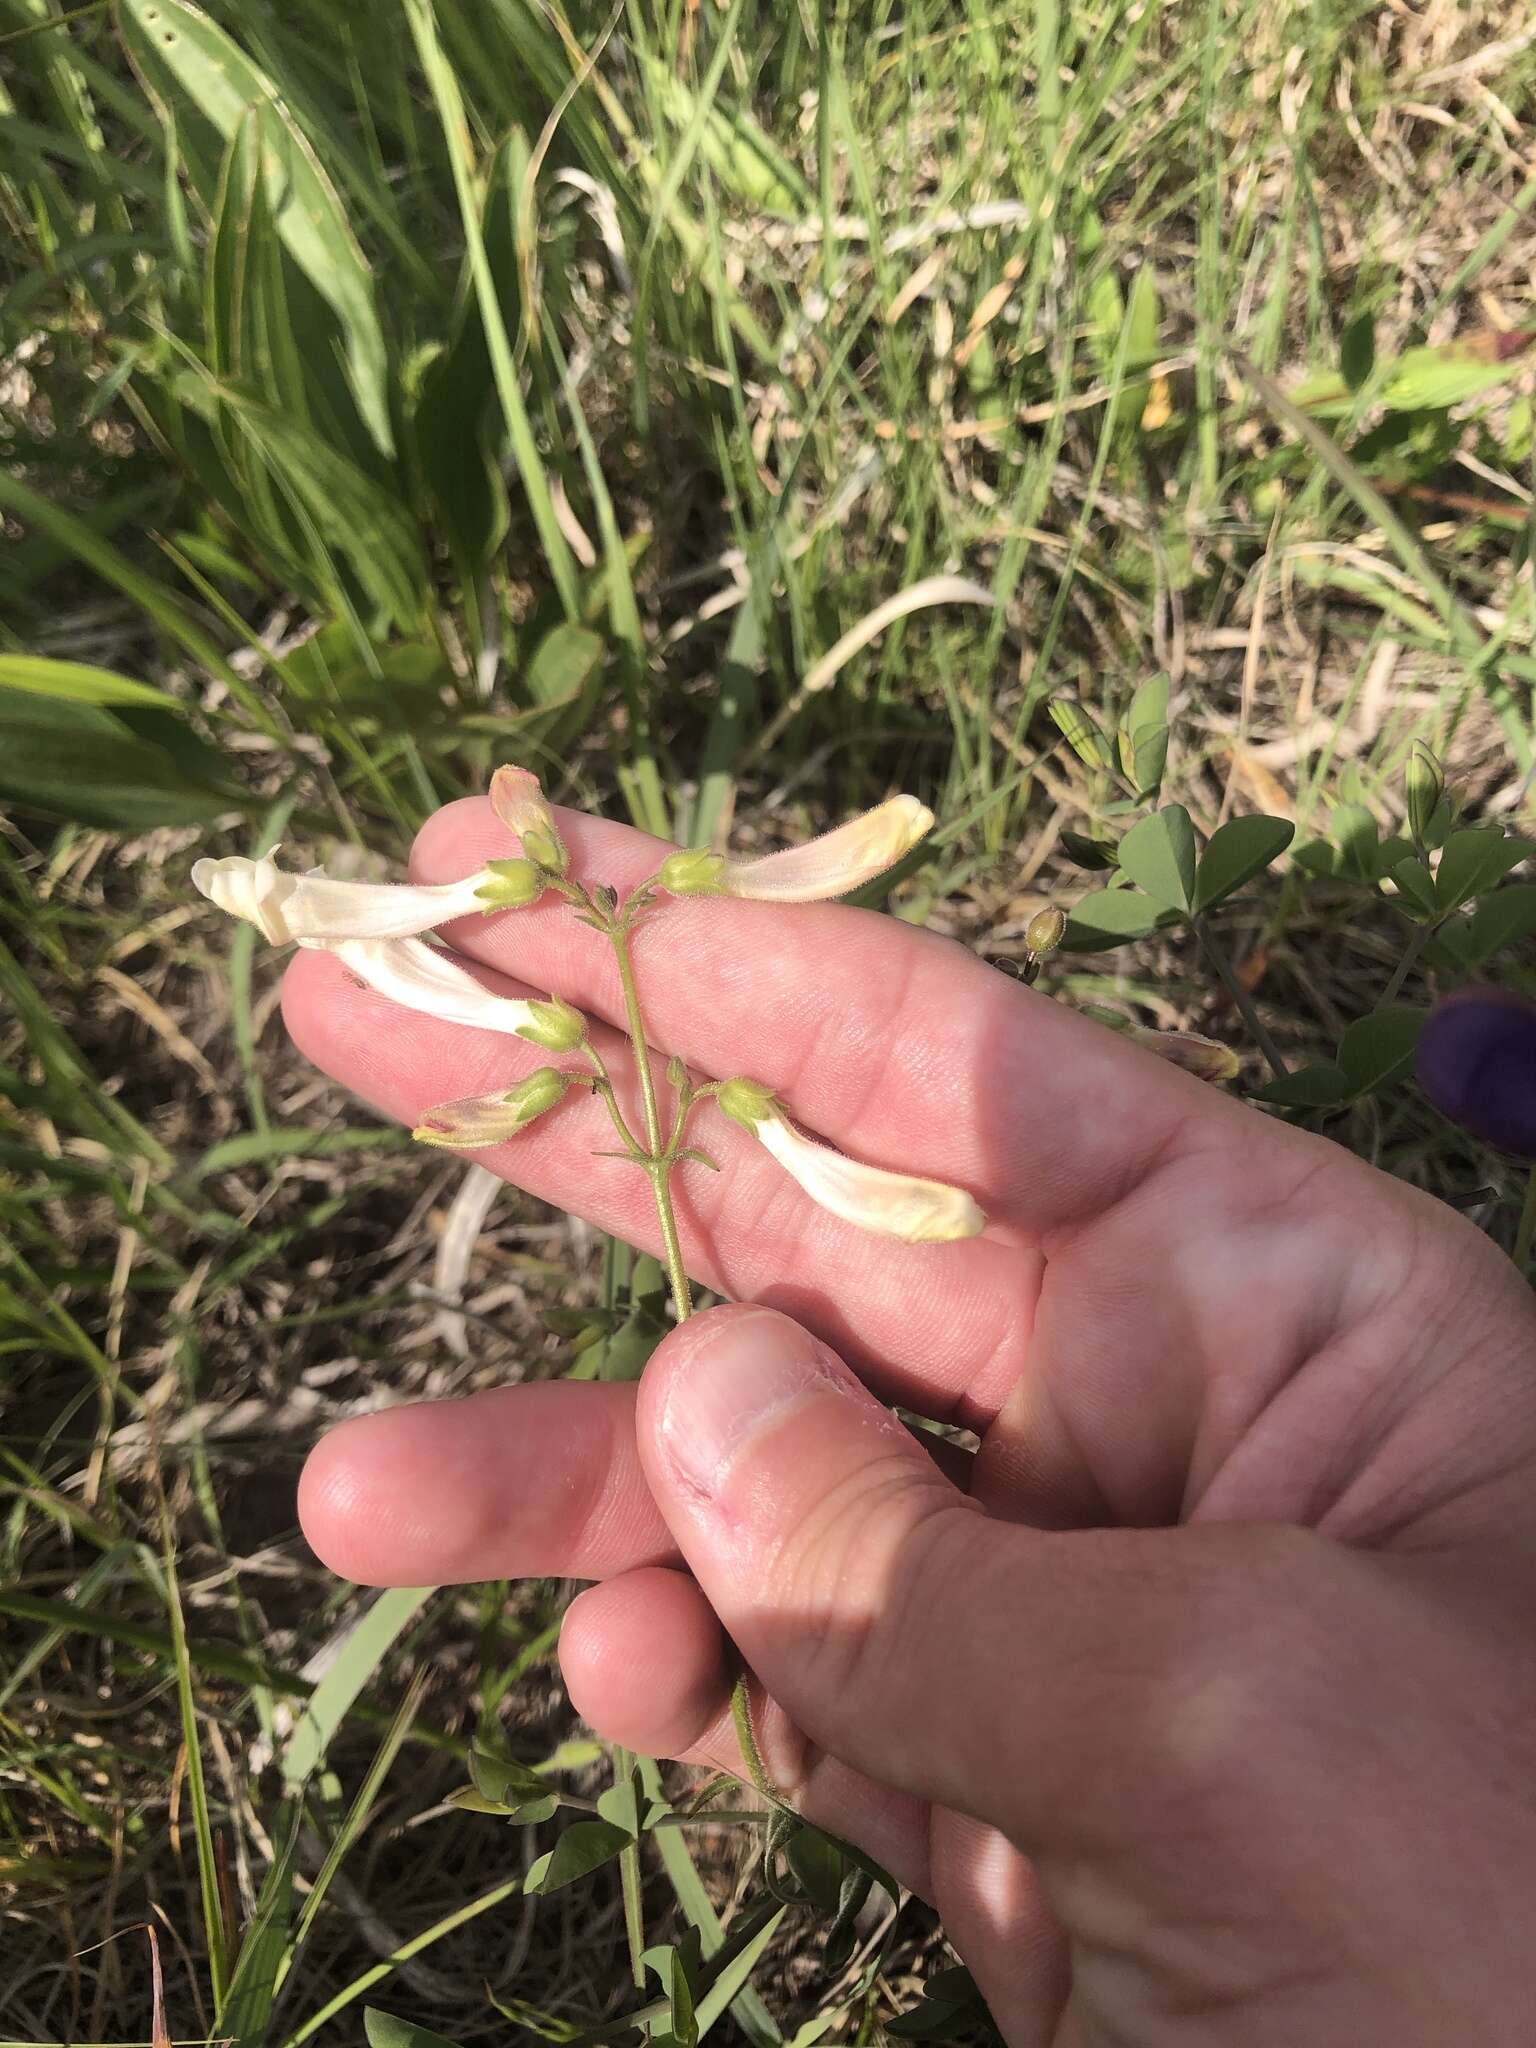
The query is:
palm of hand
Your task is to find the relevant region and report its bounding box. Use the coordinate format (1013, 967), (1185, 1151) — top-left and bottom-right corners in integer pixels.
(285, 798), (1536, 2048)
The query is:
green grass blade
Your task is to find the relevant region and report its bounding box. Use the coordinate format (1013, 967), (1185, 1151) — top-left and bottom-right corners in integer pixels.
(402, 0), (580, 618)
(281, 1586), (432, 1787)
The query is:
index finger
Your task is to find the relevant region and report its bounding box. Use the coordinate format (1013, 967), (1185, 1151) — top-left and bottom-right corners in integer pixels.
(413, 796), (1248, 1233)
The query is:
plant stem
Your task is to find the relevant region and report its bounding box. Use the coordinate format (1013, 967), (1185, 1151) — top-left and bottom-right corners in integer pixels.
(1194, 915), (1289, 1080)
(1515, 1164), (1536, 1276)
(1379, 918), (1434, 1007)
(608, 921), (693, 1321)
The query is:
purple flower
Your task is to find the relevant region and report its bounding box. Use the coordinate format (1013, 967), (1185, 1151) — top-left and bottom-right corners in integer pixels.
(1416, 989), (1536, 1160)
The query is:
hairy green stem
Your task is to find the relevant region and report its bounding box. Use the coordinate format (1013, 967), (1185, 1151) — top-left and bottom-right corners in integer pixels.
(609, 920), (693, 1321)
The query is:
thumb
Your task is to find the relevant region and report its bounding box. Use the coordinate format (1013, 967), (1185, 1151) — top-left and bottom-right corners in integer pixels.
(637, 1303), (1304, 1848)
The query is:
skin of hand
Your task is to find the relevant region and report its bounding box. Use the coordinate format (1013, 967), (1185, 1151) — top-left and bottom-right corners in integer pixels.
(282, 797), (1536, 2048)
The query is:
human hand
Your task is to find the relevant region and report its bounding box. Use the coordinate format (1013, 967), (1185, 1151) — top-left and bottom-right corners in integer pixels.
(283, 797), (1536, 2047)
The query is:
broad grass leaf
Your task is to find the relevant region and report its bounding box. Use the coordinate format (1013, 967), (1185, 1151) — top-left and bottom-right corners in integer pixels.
(364, 2011), (467, 2048)
(525, 622), (607, 708)
(280, 1587), (431, 1787)
(1194, 814), (1294, 911)
(1338, 1008), (1424, 1096)
(0, 654), (178, 710)
(218, 1802), (300, 2047)
(1117, 805), (1196, 913)
(1340, 311), (1375, 392)
(0, 693), (248, 829)
(121, 0), (394, 455)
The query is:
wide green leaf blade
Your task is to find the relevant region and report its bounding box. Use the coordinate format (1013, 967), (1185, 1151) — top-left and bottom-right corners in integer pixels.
(1194, 815), (1295, 911)
(1117, 671), (1169, 797)
(363, 2011), (466, 2048)
(1117, 805), (1197, 913)
(1337, 1007), (1424, 1097)
(121, 0), (394, 455)
(1465, 884), (1536, 967)
(0, 654), (177, 709)
(1062, 886), (1163, 950)
(1073, 888), (1163, 950)
(0, 693), (248, 829)
(1257, 1063), (1351, 1109)
(281, 1587), (431, 1787)
(525, 1818), (634, 1894)
(1433, 827), (1527, 913)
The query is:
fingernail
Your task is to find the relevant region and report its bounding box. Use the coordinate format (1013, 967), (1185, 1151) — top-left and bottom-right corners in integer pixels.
(658, 1309), (853, 1500)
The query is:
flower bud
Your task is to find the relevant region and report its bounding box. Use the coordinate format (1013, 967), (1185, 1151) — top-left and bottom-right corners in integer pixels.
(1124, 1024), (1240, 1084)
(489, 765), (569, 872)
(1405, 741), (1445, 846)
(658, 848), (729, 897)
(717, 1077), (778, 1129)
(412, 1067), (571, 1149)
(475, 858), (546, 910)
(518, 996), (587, 1052)
(1023, 905), (1066, 961)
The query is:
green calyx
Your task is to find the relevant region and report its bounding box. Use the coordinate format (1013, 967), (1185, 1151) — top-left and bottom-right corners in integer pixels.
(658, 848), (728, 896)
(476, 857), (546, 909)
(508, 1067), (572, 1122)
(717, 1076), (777, 1129)
(520, 825), (569, 875)
(519, 997), (587, 1052)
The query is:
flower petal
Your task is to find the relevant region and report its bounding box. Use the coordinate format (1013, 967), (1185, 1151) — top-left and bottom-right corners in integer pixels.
(721, 796), (935, 903)
(324, 937), (541, 1036)
(753, 1111), (985, 1243)
(192, 852), (494, 944)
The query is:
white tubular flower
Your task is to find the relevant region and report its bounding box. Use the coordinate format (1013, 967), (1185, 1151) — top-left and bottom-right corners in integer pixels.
(192, 851), (495, 945)
(718, 1079), (984, 1244)
(326, 937), (540, 1035)
(661, 795), (934, 904)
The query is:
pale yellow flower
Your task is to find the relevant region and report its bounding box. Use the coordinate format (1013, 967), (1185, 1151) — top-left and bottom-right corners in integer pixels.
(320, 936), (587, 1049)
(659, 796), (934, 904)
(718, 1079), (984, 1243)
